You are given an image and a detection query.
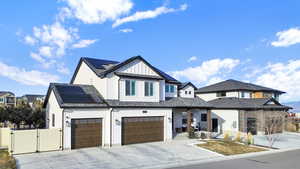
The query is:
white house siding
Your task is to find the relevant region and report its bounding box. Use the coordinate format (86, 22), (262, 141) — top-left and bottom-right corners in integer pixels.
(119, 78), (160, 102)
(106, 73), (120, 100)
(173, 109), (208, 131)
(111, 108), (173, 146)
(72, 61), (108, 99)
(179, 85), (195, 98)
(63, 108), (110, 149)
(46, 91), (63, 129)
(196, 91), (239, 101)
(196, 93), (217, 101)
(211, 109), (239, 133)
(159, 80), (165, 101)
(117, 59), (160, 76)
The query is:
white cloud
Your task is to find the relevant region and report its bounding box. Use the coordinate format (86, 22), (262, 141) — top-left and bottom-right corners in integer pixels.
(72, 39), (97, 48)
(119, 28), (133, 33)
(255, 60), (300, 102)
(271, 28), (300, 47)
(57, 63), (70, 75)
(24, 35), (36, 46)
(170, 58), (240, 85)
(188, 56), (197, 62)
(112, 3), (188, 28)
(30, 52), (56, 69)
(39, 46), (52, 57)
(0, 62), (59, 86)
(60, 0), (133, 24)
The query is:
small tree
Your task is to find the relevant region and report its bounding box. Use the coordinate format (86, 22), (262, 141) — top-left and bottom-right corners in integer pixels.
(265, 116), (283, 148)
(0, 107), (8, 127)
(32, 108), (46, 129)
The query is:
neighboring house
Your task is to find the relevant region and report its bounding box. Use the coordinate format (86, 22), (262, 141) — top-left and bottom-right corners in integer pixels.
(195, 79), (291, 135)
(19, 94), (45, 108)
(44, 56), (212, 150)
(0, 91), (16, 107)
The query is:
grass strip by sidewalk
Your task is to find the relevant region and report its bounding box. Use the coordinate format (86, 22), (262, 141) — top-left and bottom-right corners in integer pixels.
(0, 150), (16, 169)
(197, 140), (266, 156)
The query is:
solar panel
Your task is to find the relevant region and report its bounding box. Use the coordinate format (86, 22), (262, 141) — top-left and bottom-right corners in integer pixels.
(56, 86), (97, 104)
(84, 58), (119, 69)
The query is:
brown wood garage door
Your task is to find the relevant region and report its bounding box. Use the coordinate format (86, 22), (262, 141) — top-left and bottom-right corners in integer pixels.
(122, 117), (164, 145)
(71, 118), (102, 149)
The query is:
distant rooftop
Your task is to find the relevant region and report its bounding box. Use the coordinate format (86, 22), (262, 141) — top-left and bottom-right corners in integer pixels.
(196, 79), (285, 94)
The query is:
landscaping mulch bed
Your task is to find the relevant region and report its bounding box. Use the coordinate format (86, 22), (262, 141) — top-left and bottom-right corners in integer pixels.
(0, 150), (16, 169)
(197, 140), (266, 156)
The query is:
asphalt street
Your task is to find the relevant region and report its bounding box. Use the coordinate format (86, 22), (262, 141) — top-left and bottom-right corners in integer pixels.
(168, 150), (300, 169)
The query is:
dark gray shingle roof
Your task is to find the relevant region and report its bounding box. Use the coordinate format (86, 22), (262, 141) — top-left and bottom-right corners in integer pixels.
(70, 56), (180, 84)
(208, 97), (291, 110)
(0, 91), (15, 97)
(196, 79), (285, 94)
(44, 83), (211, 109)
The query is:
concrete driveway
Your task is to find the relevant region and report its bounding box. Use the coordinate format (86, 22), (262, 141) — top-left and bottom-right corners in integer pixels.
(254, 132), (300, 149)
(15, 140), (219, 169)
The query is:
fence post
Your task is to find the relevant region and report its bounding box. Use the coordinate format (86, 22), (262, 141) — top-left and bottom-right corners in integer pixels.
(10, 130), (13, 155)
(36, 129), (39, 152)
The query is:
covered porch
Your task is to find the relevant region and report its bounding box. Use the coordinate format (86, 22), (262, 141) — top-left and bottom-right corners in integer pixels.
(172, 108), (213, 139)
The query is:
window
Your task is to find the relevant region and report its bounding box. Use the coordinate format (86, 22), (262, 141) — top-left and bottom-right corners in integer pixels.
(201, 114), (207, 121)
(52, 114), (55, 127)
(125, 80), (136, 96)
(216, 92), (226, 97)
(165, 85), (169, 93)
(241, 92), (245, 98)
(0, 98), (3, 103)
(189, 91), (192, 94)
(185, 91), (188, 94)
(145, 81), (154, 96)
(170, 85), (175, 93)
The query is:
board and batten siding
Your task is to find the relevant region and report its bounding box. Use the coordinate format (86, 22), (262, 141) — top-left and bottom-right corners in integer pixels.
(46, 91), (63, 129)
(116, 59), (160, 76)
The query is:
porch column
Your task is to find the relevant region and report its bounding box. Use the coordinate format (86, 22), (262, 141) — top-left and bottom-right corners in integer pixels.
(207, 109), (212, 132)
(187, 110), (193, 133)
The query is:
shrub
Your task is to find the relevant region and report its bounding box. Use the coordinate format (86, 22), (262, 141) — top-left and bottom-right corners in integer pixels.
(286, 122), (297, 132)
(200, 132), (207, 139)
(246, 133), (254, 145)
(234, 132), (242, 142)
(223, 131), (231, 141)
(188, 128), (196, 139)
(0, 150), (16, 169)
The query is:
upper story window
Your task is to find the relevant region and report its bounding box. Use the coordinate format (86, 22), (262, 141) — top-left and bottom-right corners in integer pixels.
(165, 84), (175, 93)
(125, 80), (136, 96)
(216, 91), (226, 97)
(0, 98), (3, 103)
(145, 81), (154, 96)
(189, 91), (192, 94)
(241, 92), (245, 98)
(185, 91), (188, 94)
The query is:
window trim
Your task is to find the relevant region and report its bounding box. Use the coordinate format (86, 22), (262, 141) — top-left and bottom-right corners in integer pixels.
(125, 79), (136, 96)
(145, 81), (154, 96)
(216, 92), (226, 97)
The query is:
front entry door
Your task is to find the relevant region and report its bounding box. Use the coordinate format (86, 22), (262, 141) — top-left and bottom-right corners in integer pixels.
(247, 118), (257, 135)
(212, 118), (218, 132)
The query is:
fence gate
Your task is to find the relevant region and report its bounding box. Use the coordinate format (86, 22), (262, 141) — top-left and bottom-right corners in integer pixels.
(10, 128), (62, 155)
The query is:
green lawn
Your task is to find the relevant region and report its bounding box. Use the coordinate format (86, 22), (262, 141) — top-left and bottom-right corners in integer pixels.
(197, 140), (266, 156)
(0, 150), (16, 169)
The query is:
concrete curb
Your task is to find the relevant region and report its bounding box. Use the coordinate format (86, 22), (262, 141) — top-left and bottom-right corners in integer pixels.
(144, 144), (300, 169)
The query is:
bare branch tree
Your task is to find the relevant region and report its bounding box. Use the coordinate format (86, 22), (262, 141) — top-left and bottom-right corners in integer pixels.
(265, 116), (283, 148)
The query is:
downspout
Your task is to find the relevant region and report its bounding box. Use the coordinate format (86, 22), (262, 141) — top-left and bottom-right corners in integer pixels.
(61, 109), (65, 150)
(109, 108), (113, 147)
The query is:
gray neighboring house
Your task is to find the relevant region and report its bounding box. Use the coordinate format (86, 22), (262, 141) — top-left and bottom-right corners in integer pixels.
(0, 91), (16, 107)
(196, 79), (291, 135)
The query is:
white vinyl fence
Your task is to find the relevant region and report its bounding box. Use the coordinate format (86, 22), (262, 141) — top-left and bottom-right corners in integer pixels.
(0, 128), (62, 155)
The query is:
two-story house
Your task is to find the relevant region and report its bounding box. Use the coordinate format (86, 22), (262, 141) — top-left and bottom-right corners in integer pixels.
(44, 56), (212, 150)
(0, 91), (16, 107)
(196, 79), (290, 135)
(18, 94), (45, 108)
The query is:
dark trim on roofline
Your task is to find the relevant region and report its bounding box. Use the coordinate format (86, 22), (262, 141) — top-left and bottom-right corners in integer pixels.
(195, 89), (285, 94)
(114, 72), (164, 80)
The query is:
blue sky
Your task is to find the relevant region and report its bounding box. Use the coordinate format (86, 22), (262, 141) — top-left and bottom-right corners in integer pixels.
(0, 0), (300, 102)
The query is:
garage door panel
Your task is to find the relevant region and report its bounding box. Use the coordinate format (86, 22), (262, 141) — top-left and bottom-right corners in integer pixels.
(122, 117), (164, 145)
(71, 118), (102, 149)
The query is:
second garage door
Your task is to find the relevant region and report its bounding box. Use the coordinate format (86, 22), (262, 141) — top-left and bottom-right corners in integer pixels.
(71, 118), (102, 149)
(122, 117), (164, 145)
